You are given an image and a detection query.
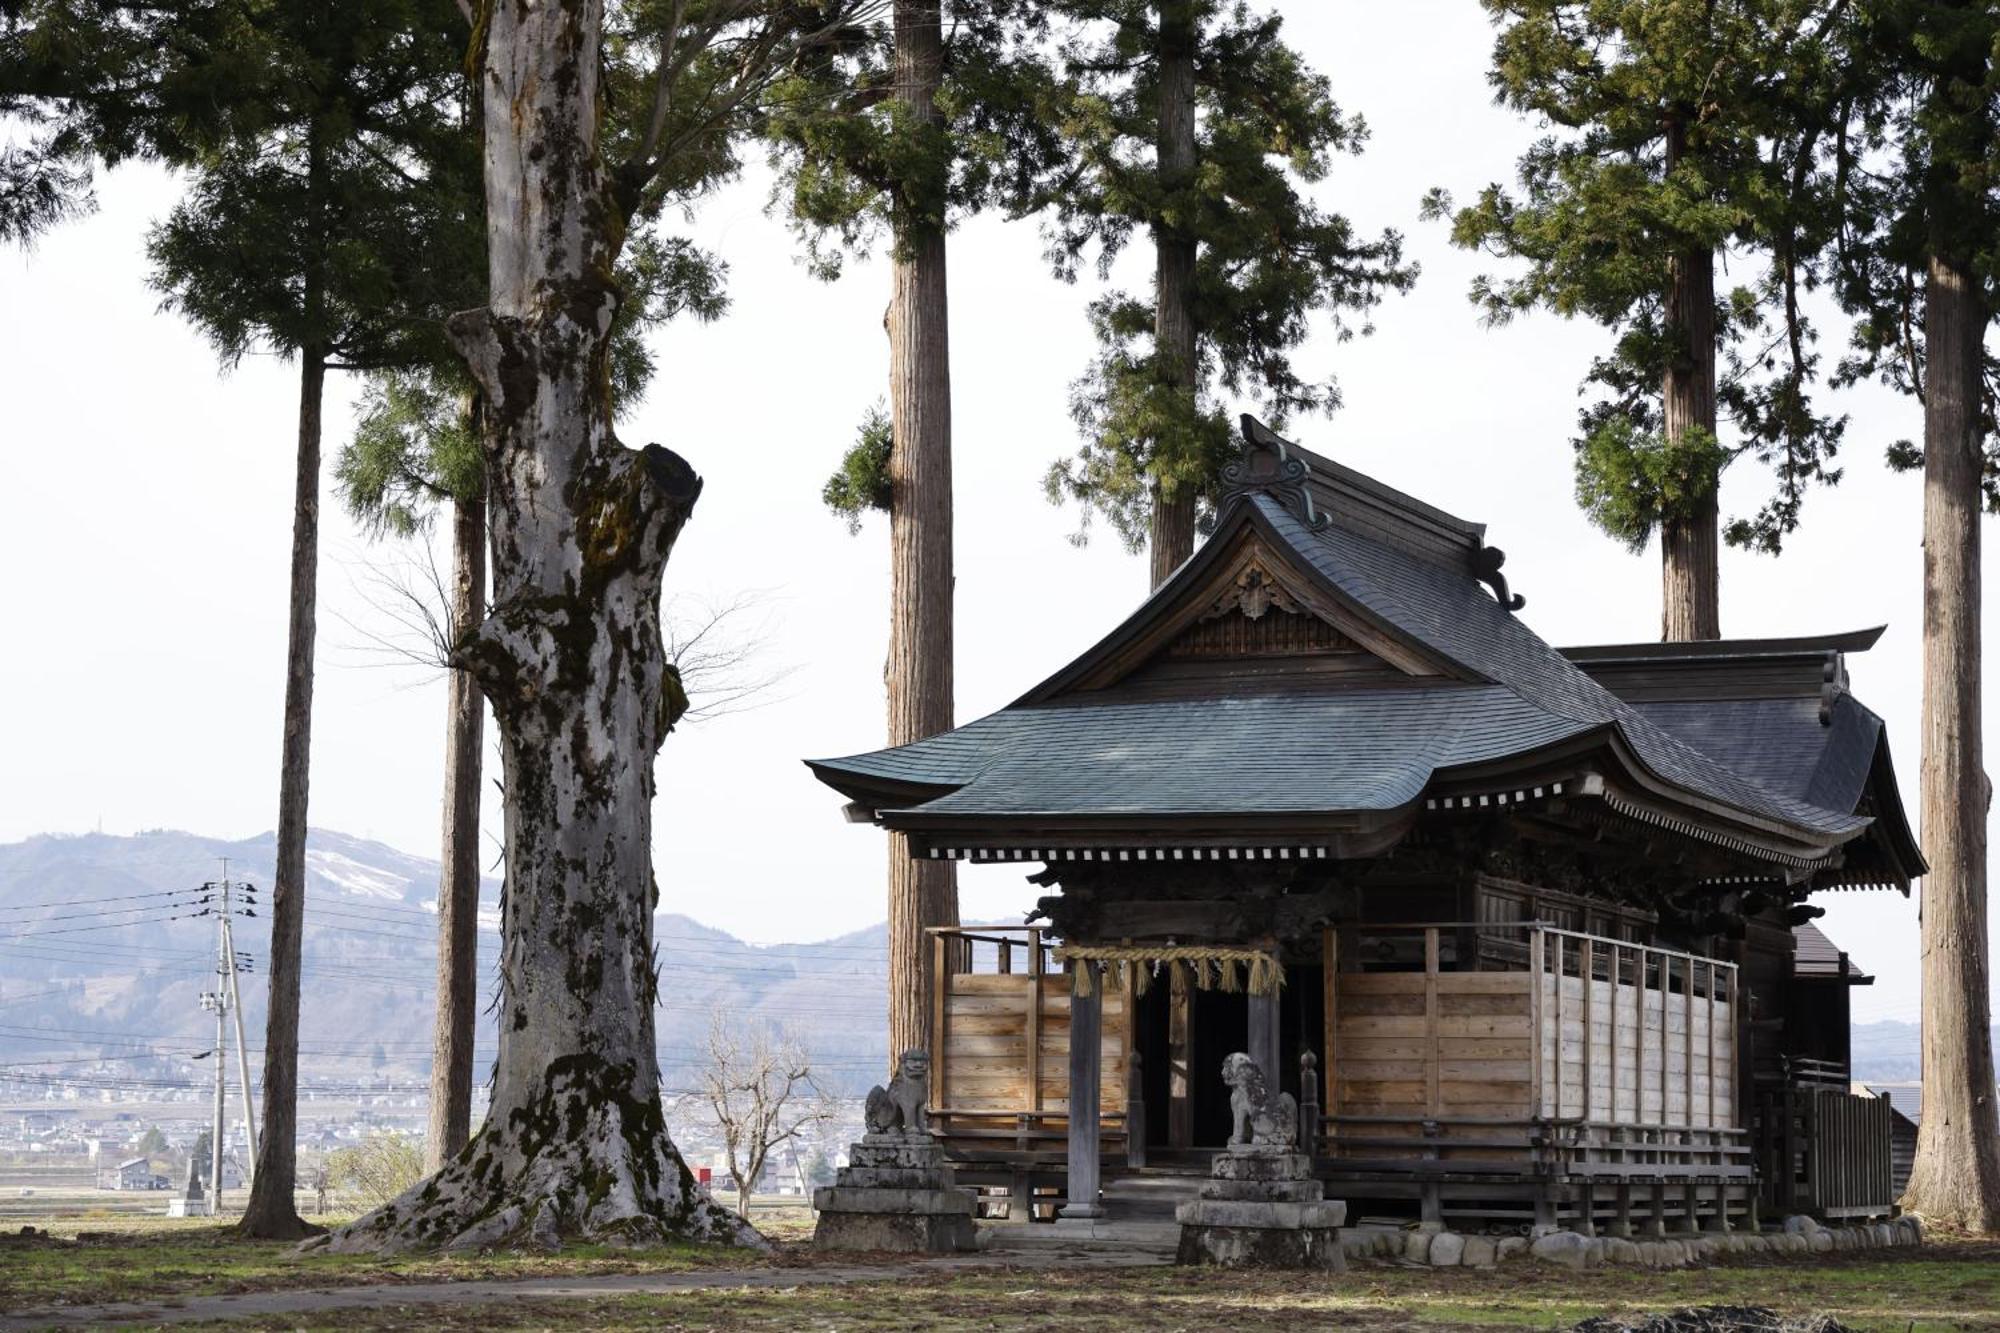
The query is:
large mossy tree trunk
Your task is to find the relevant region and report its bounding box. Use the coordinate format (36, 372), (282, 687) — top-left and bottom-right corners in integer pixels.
(238, 347), (326, 1241)
(1903, 249), (2000, 1230)
(319, 0), (753, 1253)
(427, 481), (487, 1172)
(1147, 0), (1199, 592)
(884, 0), (957, 1065)
(1658, 119), (1721, 643)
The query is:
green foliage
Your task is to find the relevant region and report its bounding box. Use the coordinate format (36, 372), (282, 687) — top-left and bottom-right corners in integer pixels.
(337, 234), (727, 536)
(0, 0), (264, 242)
(0, 142), (90, 243)
(822, 402), (894, 534)
(1575, 419), (1728, 553)
(134, 1126), (167, 1156)
(1825, 0), (2000, 503)
(1026, 0), (1415, 550)
(1433, 0), (1854, 554)
(607, 233), (731, 412)
(337, 371), (482, 536)
(138, 1), (479, 376)
(764, 2), (1063, 276)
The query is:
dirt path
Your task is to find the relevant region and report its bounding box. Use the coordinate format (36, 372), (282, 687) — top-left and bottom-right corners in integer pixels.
(1, 1244), (1168, 1329)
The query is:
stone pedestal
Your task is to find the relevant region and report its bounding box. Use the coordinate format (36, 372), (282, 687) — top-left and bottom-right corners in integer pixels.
(1176, 1146), (1347, 1269)
(812, 1133), (977, 1253)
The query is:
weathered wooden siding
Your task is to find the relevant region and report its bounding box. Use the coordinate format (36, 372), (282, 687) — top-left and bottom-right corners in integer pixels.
(1332, 971), (1536, 1123)
(1327, 927), (1740, 1144)
(1535, 947), (1736, 1129)
(935, 972), (1129, 1118)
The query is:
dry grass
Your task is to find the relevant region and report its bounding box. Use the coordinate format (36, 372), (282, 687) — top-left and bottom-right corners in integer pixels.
(0, 1205), (816, 1311)
(4, 1225), (1995, 1331)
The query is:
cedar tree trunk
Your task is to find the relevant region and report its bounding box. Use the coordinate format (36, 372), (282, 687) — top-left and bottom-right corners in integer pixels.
(318, 0), (754, 1253)
(1658, 119), (1721, 642)
(1902, 251), (2000, 1229)
(426, 481), (486, 1172)
(238, 349), (325, 1240)
(1149, 0), (1199, 591)
(884, 0), (957, 1066)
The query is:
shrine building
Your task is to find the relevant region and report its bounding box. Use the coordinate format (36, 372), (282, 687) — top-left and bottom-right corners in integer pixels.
(809, 416), (1920, 1234)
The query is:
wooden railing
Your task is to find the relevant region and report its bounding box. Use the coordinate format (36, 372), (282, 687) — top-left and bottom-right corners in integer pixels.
(1322, 923), (1744, 1182)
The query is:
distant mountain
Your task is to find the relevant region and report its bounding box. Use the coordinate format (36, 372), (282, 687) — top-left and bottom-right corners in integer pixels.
(1849, 1021), (1919, 1083)
(0, 829), (889, 1095)
(0, 829), (1946, 1104)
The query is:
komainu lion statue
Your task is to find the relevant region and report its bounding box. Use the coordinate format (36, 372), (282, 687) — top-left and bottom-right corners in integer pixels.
(864, 1049), (932, 1138)
(1223, 1052), (1298, 1149)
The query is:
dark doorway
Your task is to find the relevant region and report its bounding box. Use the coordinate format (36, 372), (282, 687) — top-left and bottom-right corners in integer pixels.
(1126, 955), (1329, 1151)
(1190, 987), (1248, 1146)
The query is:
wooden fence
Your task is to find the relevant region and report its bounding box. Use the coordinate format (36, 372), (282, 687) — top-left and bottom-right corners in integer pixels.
(1754, 1085), (1896, 1219)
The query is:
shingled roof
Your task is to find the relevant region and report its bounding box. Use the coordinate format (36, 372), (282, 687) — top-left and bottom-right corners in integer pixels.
(809, 417), (1917, 880)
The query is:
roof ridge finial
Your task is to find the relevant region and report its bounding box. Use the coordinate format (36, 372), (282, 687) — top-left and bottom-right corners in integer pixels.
(1220, 415), (1328, 531)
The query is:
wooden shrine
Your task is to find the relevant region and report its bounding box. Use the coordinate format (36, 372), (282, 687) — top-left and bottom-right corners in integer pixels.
(811, 416), (1921, 1232)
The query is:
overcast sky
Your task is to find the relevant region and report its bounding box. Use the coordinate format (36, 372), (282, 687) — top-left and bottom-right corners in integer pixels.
(0, 1), (1989, 1027)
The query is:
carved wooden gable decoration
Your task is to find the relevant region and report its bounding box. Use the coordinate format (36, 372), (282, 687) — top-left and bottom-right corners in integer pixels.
(1062, 529), (1453, 696)
(1164, 561), (1362, 660)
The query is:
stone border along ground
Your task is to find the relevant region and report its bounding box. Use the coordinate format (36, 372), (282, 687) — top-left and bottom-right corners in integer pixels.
(0, 1215), (1928, 1329)
(1367, 1215), (1924, 1271)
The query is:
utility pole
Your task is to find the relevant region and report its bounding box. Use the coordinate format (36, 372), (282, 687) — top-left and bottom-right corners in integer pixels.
(220, 866), (258, 1178)
(199, 862), (260, 1214)
(200, 981), (226, 1215)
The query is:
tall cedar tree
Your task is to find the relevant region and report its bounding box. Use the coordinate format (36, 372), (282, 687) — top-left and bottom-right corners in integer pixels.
(769, 0), (1060, 1063)
(1431, 0), (1852, 640)
(1828, 0), (2000, 1228)
(317, 0), (883, 1253)
(1027, 0), (1414, 589)
(337, 372), (489, 1174)
(4, 0), (480, 1239)
(337, 234), (725, 1170)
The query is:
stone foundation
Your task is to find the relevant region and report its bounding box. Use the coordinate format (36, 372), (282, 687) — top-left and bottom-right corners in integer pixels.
(812, 1133), (976, 1254)
(1176, 1147), (1347, 1270)
(1336, 1214), (1925, 1270)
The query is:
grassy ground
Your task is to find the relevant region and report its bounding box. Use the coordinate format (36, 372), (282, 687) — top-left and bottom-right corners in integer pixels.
(162, 1239), (2000, 1332)
(3, 1225), (1994, 1330)
(0, 1204), (816, 1311)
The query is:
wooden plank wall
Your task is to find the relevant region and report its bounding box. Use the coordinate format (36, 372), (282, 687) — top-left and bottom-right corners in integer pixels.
(1327, 929), (1741, 1152)
(1333, 971), (1536, 1124)
(937, 973), (1128, 1118)
(1536, 944), (1736, 1130)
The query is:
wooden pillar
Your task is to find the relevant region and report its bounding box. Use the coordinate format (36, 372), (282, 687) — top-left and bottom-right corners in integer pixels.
(1322, 928), (1340, 1148)
(1060, 966), (1105, 1220)
(1168, 964), (1192, 1150)
(1126, 1049), (1147, 1169)
(1298, 1049), (1320, 1157)
(1247, 986), (1280, 1090)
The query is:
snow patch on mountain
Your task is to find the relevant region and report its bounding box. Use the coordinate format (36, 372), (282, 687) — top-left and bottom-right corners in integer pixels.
(306, 848), (413, 901)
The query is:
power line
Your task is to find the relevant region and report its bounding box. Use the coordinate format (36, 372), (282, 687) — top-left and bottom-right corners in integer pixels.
(0, 886), (211, 914)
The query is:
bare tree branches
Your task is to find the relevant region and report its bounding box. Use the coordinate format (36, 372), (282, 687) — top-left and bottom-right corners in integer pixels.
(700, 1008), (836, 1217)
(336, 548), (790, 721)
(664, 589), (793, 721)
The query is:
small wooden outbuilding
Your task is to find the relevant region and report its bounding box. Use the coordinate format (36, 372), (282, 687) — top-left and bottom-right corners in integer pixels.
(811, 417), (1920, 1232)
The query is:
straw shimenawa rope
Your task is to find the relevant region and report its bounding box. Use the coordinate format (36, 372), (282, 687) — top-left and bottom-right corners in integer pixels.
(1052, 945), (1285, 998)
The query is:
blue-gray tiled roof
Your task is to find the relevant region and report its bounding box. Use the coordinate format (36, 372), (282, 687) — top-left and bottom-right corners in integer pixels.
(811, 448), (1876, 848)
